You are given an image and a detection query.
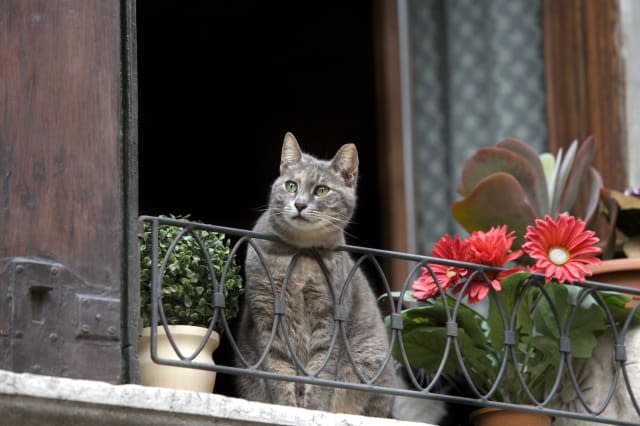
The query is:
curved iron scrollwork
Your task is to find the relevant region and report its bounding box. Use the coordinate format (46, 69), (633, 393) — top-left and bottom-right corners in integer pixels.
(138, 215), (640, 425)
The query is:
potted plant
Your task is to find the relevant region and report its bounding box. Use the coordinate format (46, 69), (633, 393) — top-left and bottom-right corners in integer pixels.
(388, 137), (640, 424)
(138, 214), (243, 392)
(388, 217), (638, 425)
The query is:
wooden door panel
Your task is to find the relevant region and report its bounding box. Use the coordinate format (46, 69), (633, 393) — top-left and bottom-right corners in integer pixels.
(0, 0), (134, 384)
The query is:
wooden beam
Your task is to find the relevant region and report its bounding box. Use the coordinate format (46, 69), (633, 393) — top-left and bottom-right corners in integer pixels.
(543, 0), (626, 190)
(372, 0), (409, 291)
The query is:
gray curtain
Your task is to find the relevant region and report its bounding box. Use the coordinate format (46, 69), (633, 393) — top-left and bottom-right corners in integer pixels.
(407, 0), (548, 254)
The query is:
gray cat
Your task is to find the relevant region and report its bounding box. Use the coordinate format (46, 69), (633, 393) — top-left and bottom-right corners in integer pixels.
(234, 132), (397, 417)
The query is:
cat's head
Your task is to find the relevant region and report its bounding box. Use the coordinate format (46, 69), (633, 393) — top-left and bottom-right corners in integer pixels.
(267, 132), (358, 248)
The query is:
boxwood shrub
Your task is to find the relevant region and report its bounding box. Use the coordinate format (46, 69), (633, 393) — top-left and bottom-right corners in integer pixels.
(139, 215), (243, 333)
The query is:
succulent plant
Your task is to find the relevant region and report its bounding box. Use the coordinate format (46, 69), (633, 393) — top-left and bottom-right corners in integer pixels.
(139, 214), (244, 332)
(451, 137), (602, 249)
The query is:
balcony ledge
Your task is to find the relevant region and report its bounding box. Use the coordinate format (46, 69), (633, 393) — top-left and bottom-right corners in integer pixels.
(0, 369), (431, 426)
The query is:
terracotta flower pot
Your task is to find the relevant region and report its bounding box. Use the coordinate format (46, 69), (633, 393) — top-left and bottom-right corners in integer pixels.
(470, 407), (552, 426)
(589, 258), (640, 306)
(138, 325), (220, 392)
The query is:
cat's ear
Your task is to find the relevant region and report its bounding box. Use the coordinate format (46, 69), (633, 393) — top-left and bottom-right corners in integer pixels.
(331, 144), (359, 186)
(280, 132), (302, 173)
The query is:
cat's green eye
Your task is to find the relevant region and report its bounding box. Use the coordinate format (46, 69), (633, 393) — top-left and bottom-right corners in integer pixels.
(314, 185), (330, 197)
(285, 181), (298, 193)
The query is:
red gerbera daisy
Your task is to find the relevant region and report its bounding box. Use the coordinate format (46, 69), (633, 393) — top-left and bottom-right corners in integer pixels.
(463, 279), (500, 305)
(522, 214), (602, 283)
(466, 225), (523, 267)
(453, 226), (523, 304)
(411, 234), (468, 301)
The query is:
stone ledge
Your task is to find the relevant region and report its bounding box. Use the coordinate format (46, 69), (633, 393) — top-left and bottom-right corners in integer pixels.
(0, 369), (432, 426)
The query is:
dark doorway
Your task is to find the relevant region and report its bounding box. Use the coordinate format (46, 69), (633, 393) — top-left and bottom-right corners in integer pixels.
(137, 1), (382, 250)
(137, 1), (383, 397)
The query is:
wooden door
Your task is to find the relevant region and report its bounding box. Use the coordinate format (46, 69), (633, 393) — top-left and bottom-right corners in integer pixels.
(0, 1), (137, 384)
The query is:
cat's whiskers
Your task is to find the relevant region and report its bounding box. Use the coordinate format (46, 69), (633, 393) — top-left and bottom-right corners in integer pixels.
(314, 213), (355, 239)
(329, 210), (350, 223)
(303, 209), (348, 227)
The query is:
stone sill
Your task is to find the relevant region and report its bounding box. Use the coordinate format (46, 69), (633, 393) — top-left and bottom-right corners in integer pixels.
(0, 369), (432, 426)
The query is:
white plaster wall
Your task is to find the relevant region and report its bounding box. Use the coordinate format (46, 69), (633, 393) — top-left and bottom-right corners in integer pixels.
(620, 0), (640, 190)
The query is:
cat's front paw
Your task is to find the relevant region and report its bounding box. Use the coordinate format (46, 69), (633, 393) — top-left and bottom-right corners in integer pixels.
(268, 381), (298, 408)
(302, 384), (335, 412)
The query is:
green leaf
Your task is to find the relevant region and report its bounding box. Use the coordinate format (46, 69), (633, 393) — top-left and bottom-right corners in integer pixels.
(550, 140), (578, 215)
(458, 146), (542, 216)
(539, 152), (555, 192)
(496, 138), (550, 216)
(575, 168), (603, 226)
(394, 324), (451, 371)
(599, 291), (640, 327)
(451, 173), (537, 248)
(534, 284), (606, 358)
(559, 136), (597, 218)
(546, 145), (565, 214)
(529, 335), (561, 398)
(488, 272), (532, 352)
(377, 291), (418, 305)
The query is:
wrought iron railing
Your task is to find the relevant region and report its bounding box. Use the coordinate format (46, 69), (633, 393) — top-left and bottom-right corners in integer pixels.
(138, 215), (640, 425)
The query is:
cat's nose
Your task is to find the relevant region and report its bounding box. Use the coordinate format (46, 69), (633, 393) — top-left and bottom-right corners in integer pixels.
(294, 202), (307, 212)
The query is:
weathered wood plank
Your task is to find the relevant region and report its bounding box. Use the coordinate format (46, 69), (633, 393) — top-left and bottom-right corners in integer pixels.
(0, 0), (129, 383)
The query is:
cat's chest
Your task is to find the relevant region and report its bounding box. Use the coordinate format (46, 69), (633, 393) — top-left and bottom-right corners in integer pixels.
(282, 253), (343, 290)
(265, 250), (347, 305)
